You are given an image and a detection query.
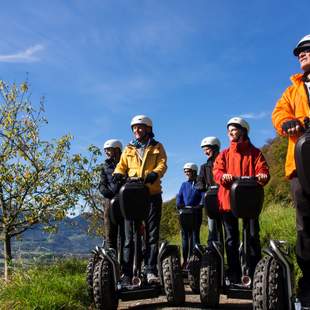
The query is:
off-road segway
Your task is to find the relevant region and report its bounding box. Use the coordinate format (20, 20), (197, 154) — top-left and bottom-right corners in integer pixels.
(92, 178), (185, 309)
(252, 118), (310, 310)
(199, 177), (264, 308)
(86, 194), (124, 300)
(178, 205), (203, 294)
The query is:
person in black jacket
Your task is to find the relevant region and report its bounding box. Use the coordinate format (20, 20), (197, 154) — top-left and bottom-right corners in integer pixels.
(99, 139), (124, 250)
(196, 136), (221, 243)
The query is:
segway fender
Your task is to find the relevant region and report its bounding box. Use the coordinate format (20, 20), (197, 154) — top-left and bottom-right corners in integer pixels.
(97, 247), (121, 290)
(158, 242), (181, 286)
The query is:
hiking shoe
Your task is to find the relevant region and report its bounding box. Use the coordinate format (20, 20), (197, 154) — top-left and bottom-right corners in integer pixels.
(147, 273), (159, 284)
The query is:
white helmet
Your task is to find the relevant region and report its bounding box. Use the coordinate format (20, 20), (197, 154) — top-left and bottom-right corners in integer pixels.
(130, 115), (153, 128)
(227, 117), (250, 133)
(294, 34), (310, 56)
(200, 136), (221, 148)
(103, 139), (122, 150)
(183, 162), (198, 172)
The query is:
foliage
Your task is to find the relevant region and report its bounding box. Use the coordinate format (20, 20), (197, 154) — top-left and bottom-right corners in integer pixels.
(0, 258), (90, 309)
(0, 80), (80, 280)
(70, 145), (106, 236)
(160, 197), (180, 241)
(261, 136), (291, 205)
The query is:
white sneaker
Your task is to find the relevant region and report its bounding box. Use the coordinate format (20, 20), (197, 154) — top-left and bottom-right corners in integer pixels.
(147, 273), (159, 284)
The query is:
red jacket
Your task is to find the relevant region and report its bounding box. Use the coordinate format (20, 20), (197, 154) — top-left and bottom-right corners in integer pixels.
(213, 140), (270, 212)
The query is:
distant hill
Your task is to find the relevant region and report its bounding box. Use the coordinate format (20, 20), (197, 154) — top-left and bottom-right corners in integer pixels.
(0, 214), (103, 259)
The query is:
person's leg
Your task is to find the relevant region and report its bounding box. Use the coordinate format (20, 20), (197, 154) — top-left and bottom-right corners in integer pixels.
(291, 177), (310, 305)
(194, 209), (202, 246)
(222, 211), (241, 283)
(104, 200), (118, 249)
(248, 218), (262, 279)
(145, 194), (162, 275)
(122, 219), (134, 279)
(181, 227), (189, 264)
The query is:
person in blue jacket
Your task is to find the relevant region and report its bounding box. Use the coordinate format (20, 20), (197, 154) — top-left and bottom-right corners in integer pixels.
(176, 163), (203, 269)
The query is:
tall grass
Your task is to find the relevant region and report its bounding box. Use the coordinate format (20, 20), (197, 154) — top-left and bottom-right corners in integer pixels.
(0, 258), (90, 310)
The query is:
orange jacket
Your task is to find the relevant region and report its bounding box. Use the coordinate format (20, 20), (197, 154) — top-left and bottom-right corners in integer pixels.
(272, 73), (310, 178)
(213, 140), (270, 212)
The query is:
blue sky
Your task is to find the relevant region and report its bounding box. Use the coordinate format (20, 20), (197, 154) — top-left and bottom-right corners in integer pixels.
(0, 0), (307, 201)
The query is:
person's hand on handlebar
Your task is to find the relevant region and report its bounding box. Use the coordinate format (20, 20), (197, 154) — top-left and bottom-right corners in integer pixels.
(281, 119), (303, 136)
(144, 172), (158, 184)
(256, 173), (268, 184)
(222, 173), (234, 184)
(112, 173), (124, 184)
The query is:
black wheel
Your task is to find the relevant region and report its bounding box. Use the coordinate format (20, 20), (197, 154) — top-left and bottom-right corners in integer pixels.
(200, 252), (220, 308)
(162, 254), (185, 305)
(188, 254), (200, 294)
(253, 255), (287, 310)
(86, 254), (99, 298)
(93, 258), (118, 310)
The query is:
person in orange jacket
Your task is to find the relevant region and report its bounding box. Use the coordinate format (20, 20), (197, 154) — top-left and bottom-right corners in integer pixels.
(272, 34), (310, 307)
(213, 117), (269, 284)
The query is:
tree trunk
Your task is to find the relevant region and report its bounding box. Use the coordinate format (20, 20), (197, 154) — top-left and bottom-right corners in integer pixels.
(3, 231), (12, 281)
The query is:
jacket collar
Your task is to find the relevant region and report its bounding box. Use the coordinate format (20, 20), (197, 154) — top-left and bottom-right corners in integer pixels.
(230, 139), (251, 153)
(291, 73), (304, 85)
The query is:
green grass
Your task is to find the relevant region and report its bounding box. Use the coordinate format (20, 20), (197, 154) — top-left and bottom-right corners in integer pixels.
(0, 258), (91, 310)
(0, 203), (299, 308)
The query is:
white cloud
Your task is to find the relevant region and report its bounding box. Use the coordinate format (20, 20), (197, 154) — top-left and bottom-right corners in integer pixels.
(239, 112), (268, 120)
(0, 44), (44, 63)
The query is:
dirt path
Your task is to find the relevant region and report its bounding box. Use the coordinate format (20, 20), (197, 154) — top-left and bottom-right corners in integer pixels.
(119, 286), (252, 309)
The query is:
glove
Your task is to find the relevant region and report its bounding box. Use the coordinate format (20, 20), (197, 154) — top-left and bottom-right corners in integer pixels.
(102, 189), (114, 199)
(281, 119), (302, 134)
(112, 173), (124, 184)
(144, 172), (158, 184)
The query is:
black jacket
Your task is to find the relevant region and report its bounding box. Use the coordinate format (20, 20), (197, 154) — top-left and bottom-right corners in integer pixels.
(98, 158), (119, 199)
(196, 153), (219, 191)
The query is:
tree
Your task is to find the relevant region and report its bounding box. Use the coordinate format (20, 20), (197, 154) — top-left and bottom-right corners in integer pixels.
(70, 146), (106, 236)
(0, 80), (79, 280)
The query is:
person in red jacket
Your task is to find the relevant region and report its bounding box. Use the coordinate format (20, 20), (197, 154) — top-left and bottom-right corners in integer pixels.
(272, 34), (310, 307)
(213, 117), (270, 284)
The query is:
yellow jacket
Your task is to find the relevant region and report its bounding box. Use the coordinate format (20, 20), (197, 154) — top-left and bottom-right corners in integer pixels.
(272, 73), (310, 178)
(114, 140), (167, 195)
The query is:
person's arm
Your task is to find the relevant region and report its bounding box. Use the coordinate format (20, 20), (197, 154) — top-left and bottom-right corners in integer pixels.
(98, 166), (114, 199)
(272, 88), (303, 136)
(196, 165), (206, 191)
(152, 143), (168, 178)
(176, 183), (185, 209)
(114, 149), (128, 176)
(254, 150), (270, 186)
(213, 151), (233, 186)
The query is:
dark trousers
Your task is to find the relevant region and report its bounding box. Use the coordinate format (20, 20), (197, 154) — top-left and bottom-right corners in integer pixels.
(222, 211), (261, 279)
(123, 194), (162, 277)
(181, 210), (202, 263)
(207, 217), (223, 243)
(104, 200), (125, 265)
(291, 177), (310, 295)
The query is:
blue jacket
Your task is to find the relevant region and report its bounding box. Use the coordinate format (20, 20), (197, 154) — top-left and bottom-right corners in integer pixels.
(176, 180), (203, 208)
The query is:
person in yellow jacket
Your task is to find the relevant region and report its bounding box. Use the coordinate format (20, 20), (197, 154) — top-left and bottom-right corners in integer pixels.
(113, 115), (167, 286)
(272, 34), (310, 307)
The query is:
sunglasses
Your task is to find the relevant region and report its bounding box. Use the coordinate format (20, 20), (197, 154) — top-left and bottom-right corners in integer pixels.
(297, 48), (310, 57)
